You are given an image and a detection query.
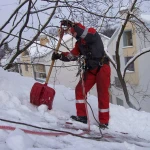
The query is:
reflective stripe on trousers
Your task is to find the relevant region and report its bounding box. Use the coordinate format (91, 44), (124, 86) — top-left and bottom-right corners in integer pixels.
(76, 100), (86, 103)
(75, 65), (111, 123)
(99, 108), (109, 113)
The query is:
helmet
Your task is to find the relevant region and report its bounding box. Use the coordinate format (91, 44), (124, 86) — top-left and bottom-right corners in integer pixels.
(60, 20), (86, 39)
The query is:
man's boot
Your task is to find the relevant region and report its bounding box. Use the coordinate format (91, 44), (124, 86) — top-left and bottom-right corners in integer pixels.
(70, 116), (87, 124)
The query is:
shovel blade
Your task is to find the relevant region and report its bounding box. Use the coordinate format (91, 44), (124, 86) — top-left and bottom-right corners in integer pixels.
(30, 82), (55, 110)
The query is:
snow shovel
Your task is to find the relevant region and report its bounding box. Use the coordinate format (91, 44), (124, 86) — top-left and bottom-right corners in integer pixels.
(30, 28), (64, 110)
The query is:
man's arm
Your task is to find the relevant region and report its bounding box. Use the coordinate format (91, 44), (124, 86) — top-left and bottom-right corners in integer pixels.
(52, 42), (80, 62)
(60, 42), (80, 61)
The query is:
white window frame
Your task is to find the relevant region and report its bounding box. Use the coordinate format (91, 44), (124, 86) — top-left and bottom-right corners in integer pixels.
(34, 64), (46, 80)
(124, 57), (135, 71)
(123, 30), (133, 47)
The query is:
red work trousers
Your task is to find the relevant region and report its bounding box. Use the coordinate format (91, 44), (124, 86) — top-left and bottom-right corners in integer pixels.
(75, 64), (111, 124)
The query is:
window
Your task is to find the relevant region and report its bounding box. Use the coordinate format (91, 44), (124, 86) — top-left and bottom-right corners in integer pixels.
(115, 77), (122, 89)
(35, 72), (46, 80)
(123, 30), (133, 47)
(35, 64), (45, 72)
(116, 97), (124, 106)
(125, 57), (134, 71)
(34, 64), (46, 80)
(39, 73), (46, 79)
(25, 65), (28, 71)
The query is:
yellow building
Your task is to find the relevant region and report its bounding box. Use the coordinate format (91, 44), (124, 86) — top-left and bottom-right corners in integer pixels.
(19, 35), (50, 81)
(107, 8), (150, 112)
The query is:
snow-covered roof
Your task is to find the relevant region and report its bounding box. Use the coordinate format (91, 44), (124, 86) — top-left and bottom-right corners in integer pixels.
(28, 41), (52, 58)
(120, 7), (128, 12)
(29, 34), (73, 58)
(28, 33), (109, 58)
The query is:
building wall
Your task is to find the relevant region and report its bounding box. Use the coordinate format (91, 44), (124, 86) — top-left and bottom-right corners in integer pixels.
(124, 23), (150, 112)
(20, 35), (51, 80)
(45, 37), (79, 90)
(107, 22), (150, 112)
(134, 26), (150, 112)
(20, 56), (33, 77)
(107, 27), (129, 108)
(123, 22), (139, 85)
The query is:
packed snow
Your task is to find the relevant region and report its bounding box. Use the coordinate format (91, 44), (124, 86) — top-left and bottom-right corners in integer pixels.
(0, 67), (150, 150)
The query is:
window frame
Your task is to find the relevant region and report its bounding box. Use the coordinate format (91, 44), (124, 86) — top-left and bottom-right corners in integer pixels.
(124, 56), (135, 71)
(123, 30), (133, 47)
(35, 64), (46, 73)
(34, 64), (46, 81)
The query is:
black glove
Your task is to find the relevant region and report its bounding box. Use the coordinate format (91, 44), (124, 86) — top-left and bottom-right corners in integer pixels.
(60, 20), (73, 27)
(51, 52), (61, 60)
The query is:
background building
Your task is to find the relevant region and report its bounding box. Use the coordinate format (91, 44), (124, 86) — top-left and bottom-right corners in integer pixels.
(107, 9), (150, 112)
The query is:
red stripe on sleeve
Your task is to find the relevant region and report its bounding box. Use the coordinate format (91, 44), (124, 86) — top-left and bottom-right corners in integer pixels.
(88, 28), (96, 34)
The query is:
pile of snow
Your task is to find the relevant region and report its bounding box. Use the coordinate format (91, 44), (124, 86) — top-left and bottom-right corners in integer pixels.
(6, 129), (34, 150)
(0, 67), (150, 150)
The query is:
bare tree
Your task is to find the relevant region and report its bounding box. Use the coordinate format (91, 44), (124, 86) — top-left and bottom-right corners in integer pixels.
(101, 24), (116, 38)
(0, 0), (150, 109)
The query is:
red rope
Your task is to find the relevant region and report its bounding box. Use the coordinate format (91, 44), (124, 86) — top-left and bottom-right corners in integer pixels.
(0, 125), (89, 136)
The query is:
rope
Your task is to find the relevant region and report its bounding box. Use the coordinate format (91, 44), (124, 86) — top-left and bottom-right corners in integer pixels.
(0, 125), (68, 136)
(2, 62), (79, 68)
(0, 125), (90, 136)
(78, 57), (103, 137)
(0, 118), (102, 140)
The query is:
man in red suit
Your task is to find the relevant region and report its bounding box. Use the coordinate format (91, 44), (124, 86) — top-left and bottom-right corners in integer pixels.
(52, 20), (111, 128)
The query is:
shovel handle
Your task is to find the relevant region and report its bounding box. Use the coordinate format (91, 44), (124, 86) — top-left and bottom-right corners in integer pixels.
(45, 28), (64, 84)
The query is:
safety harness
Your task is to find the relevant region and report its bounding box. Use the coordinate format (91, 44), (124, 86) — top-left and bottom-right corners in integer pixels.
(76, 54), (109, 78)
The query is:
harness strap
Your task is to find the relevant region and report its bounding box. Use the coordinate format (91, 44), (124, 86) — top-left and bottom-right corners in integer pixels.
(77, 55), (109, 78)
